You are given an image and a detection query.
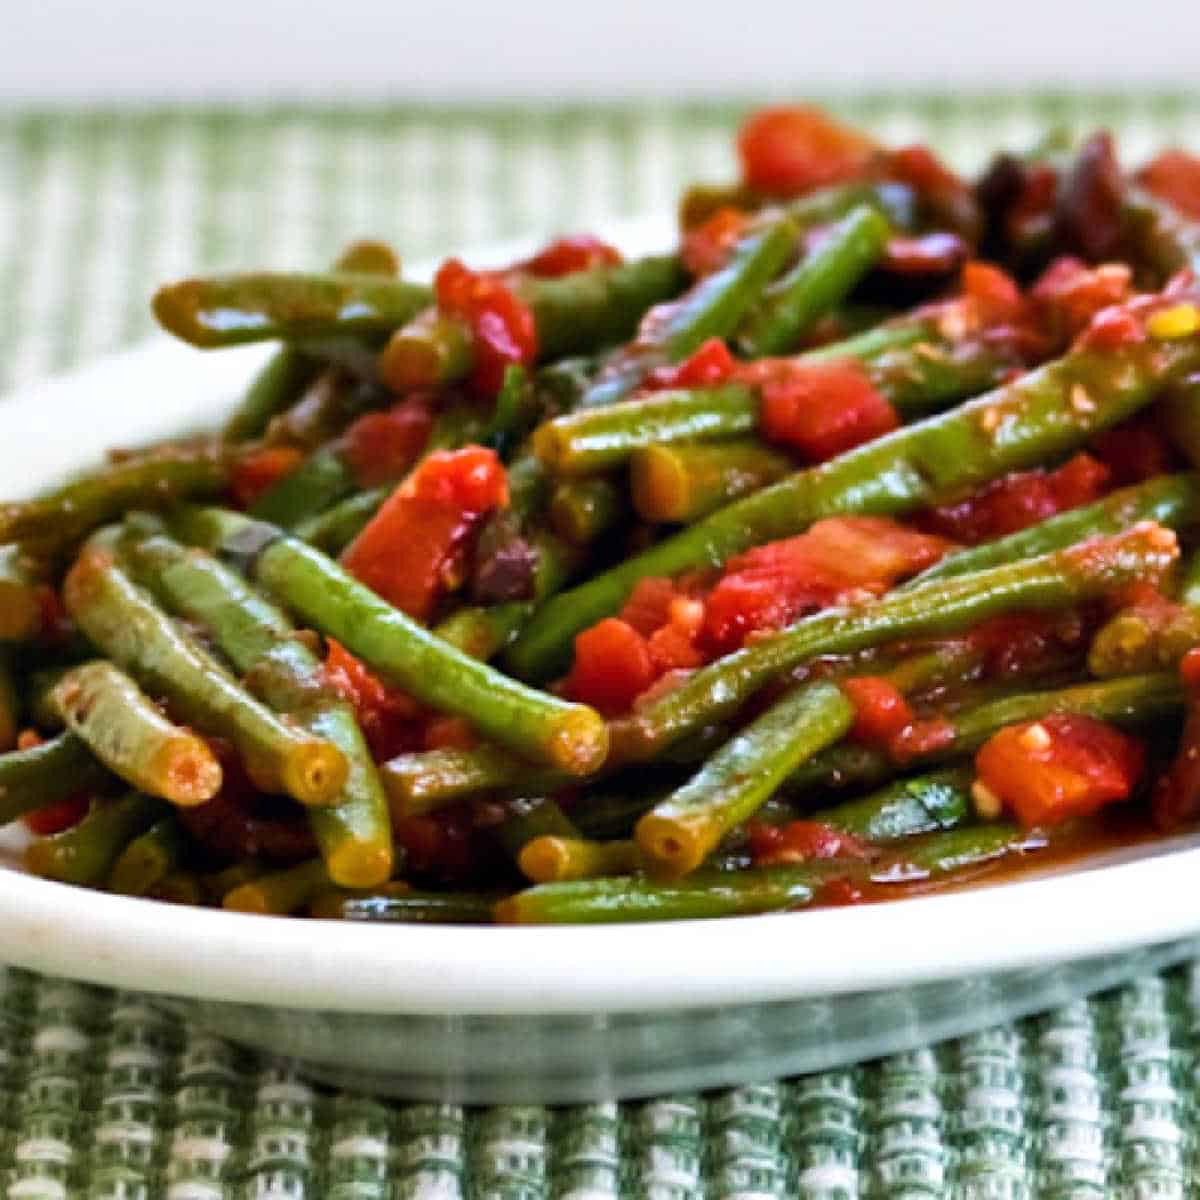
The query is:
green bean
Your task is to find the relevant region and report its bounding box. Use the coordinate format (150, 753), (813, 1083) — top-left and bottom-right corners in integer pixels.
(611, 524), (1179, 764)
(510, 333), (1198, 680)
(489, 795), (580, 862)
(0, 548), (44, 642)
(534, 384), (758, 477)
(51, 661), (223, 806)
(292, 487), (387, 553)
(223, 858), (330, 915)
(518, 836), (640, 883)
(496, 821), (1027, 923)
(64, 535), (347, 806)
(118, 526), (393, 888)
(1180, 548), (1200, 609)
(107, 817), (186, 896)
(1158, 374), (1200, 467)
(249, 443), (356, 530)
(811, 766), (975, 842)
(262, 371), (377, 452)
(1123, 185), (1200, 283)
(680, 179), (917, 234)
(908, 473), (1200, 587)
(548, 478), (628, 545)
(313, 887), (498, 923)
(149, 870), (203, 906)
(636, 680), (854, 875)
(152, 272), (434, 348)
(0, 733), (110, 824)
(1088, 603), (1200, 677)
(433, 603), (533, 662)
(223, 351), (322, 444)
(25, 792), (163, 887)
(379, 309), (475, 391)
(580, 220), (797, 408)
(737, 205), (891, 357)
(786, 672), (1184, 796)
(0, 444), (231, 553)
(171, 507), (609, 775)
(630, 439), (794, 524)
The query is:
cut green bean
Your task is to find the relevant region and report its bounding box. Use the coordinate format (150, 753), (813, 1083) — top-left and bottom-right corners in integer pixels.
(738, 204), (891, 357)
(489, 795), (580, 862)
(108, 817), (186, 896)
(25, 792), (164, 887)
(0, 733), (109, 825)
(152, 272), (434, 348)
(64, 534), (347, 806)
(548, 477), (628, 545)
(510, 333), (1199, 680)
(811, 766), (975, 842)
(313, 887), (498, 924)
(636, 680), (854, 875)
(224, 858), (331, 915)
(118, 526), (393, 887)
(51, 661), (223, 806)
(293, 487), (387, 553)
(518, 836), (641, 883)
(0, 548), (44, 642)
(171, 507), (609, 775)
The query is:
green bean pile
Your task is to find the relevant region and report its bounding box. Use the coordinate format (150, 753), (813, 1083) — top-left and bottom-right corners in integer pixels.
(4, 106), (1200, 923)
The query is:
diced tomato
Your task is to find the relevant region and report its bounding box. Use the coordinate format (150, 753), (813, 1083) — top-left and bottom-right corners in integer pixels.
(881, 232), (967, 277)
(23, 794), (91, 837)
(962, 261), (1025, 325)
(1090, 415), (1180, 487)
(817, 877), (868, 906)
(340, 446), (507, 619)
(647, 622), (706, 672)
(619, 577), (682, 636)
(886, 144), (970, 208)
(341, 399), (435, 489)
(703, 517), (951, 652)
(922, 453), (1111, 544)
(747, 819), (871, 866)
(737, 106), (878, 196)
(393, 808), (478, 879)
(644, 338), (737, 391)
(518, 234), (622, 278)
(434, 258), (537, 395)
(322, 638), (421, 761)
(1031, 257), (1134, 345)
(889, 717), (956, 763)
(756, 358), (899, 461)
(842, 676), (915, 746)
(35, 586), (71, 645)
(967, 609), (1090, 680)
(230, 446), (305, 509)
(974, 713), (1144, 827)
(1139, 149), (1200, 220)
(563, 618), (656, 716)
(681, 207), (752, 277)
(1080, 304), (1146, 351)
(423, 716), (477, 751)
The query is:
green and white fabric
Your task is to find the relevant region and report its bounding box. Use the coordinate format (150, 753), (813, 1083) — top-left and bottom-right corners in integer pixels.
(2, 96), (1200, 1194)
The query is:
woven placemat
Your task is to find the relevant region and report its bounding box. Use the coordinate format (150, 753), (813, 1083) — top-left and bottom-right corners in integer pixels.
(2, 96), (1200, 1196)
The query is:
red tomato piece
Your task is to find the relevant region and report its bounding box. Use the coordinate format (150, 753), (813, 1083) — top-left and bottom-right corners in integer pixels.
(230, 446), (305, 509)
(1139, 149), (1200, 220)
(681, 207), (752, 276)
(922, 453), (1110, 544)
(1031, 257), (1133, 343)
(393, 809), (478, 879)
(340, 447), (508, 620)
(703, 517), (951, 652)
(756, 358), (900, 461)
(518, 234), (622, 278)
(341, 399), (435, 489)
(1080, 304), (1146, 351)
(23, 794), (91, 837)
(817, 877), (868, 906)
(974, 713), (1144, 827)
(886, 144), (968, 204)
(962, 261), (1025, 325)
(747, 819), (871, 866)
(564, 618), (656, 716)
(619, 577), (681, 636)
(1090, 415), (1179, 487)
(889, 717), (956, 763)
(323, 638), (421, 761)
(842, 676), (915, 746)
(737, 106), (878, 196)
(434, 258), (538, 395)
(644, 338), (737, 390)
(647, 622), (705, 672)
(423, 716), (477, 752)
(966, 610), (1090, 680)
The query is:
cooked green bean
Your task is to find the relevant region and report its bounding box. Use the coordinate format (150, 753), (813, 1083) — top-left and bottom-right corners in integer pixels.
(25, 792), (164, 887)
(518, 836), (641, 883)
(64, 534), (347, 806)
(0, 733), (110, 824)
(0, 548), (44, 642)
(108, 817), (186, 896)
(51, 661), (223, 806)
(548, 477), (628, 545)
(312, 887), (498, 924)
(223, 858), (331, 915)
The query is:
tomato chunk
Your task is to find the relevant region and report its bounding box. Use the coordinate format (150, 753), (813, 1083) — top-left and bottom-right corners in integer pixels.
(1031, 257), (1133, 343)
(17, 730), (92, 836)
(340, 446), (508, 620)
(703, 516), (951, 652)
(974, 713), (1144, 827)
(563, 618), (656, 716)
(1090, 415), (1180, 487)
(842, 676), (914, 746)
(435, 259), (537, 395)
(747, 819), (871, 866)
(644, 338), (737, 390)
(323, 638), (421, 760)
(681, 207), (753, 277)
(737, 106), (878, 196)
(1139, 149), (1200, 220)
(230, 446), (305, 509)
(922, 453), (1110, 544)
(756, 358), (899, 461)
(341, 399), (435, 488)
(518, 234), (622, 278)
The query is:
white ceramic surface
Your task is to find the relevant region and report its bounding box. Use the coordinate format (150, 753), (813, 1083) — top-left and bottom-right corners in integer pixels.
(1, 222), (1198, 1099)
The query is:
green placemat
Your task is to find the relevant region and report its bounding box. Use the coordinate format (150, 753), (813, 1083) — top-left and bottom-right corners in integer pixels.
(1, 96), (1200, 1196)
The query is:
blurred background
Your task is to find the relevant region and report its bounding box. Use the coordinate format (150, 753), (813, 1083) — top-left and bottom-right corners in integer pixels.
(3, 0), (1200, 391)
